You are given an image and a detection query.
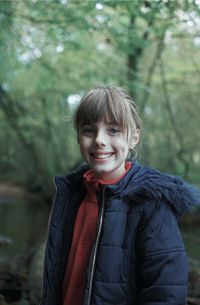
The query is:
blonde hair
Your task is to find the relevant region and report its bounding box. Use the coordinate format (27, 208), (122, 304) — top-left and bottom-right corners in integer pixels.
(73, 86), (142, 146)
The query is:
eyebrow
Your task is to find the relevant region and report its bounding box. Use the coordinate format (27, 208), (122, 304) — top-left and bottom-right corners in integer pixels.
(81, 121), (120, 127)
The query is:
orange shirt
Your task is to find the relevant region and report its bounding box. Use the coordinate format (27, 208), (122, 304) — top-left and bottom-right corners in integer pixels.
(62, 162), (132, 305)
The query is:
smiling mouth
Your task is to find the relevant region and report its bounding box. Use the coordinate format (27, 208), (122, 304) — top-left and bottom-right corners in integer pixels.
(91, 152), (114, 159)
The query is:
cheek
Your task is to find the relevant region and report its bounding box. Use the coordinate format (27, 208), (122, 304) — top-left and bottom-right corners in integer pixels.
(79, 137), (91, 153)
(115, 139), (129, 154)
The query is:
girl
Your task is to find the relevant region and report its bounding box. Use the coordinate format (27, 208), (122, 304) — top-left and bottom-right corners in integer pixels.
(40, 86), (200, 305)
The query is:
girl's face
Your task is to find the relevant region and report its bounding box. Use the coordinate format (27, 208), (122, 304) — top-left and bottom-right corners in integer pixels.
(78, 120), (139, 181)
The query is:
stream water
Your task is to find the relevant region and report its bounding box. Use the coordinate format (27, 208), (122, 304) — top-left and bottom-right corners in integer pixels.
(0, 198), (50, 258)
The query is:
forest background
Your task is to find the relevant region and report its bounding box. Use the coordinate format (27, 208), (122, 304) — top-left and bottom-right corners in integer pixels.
(0, 1), (200, 304)
(1, 0), (200, 200)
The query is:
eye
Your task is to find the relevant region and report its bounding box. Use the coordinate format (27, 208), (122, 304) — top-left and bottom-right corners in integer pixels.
(81, 126), (95, 136)
(108, 127), (121, 135)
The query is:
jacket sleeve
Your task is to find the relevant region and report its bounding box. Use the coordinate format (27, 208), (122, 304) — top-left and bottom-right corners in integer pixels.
(136, 199), (188, 305)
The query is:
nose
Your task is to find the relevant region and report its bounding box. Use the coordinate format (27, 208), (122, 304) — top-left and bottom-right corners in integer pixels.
(95, 130), (106, 146)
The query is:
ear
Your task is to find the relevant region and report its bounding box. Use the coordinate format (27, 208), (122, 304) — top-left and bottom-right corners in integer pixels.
(129, 129), (140, 149)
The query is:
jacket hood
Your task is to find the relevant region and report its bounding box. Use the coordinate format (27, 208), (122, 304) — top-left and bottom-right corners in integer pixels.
(121, 162), (200, 217)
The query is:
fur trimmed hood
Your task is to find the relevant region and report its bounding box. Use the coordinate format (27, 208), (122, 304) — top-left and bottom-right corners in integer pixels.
(122, 163), (200, 217)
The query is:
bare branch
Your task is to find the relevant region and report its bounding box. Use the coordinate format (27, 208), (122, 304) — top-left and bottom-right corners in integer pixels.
(159, 59), (190, 178)
(140, 32), (166, 114)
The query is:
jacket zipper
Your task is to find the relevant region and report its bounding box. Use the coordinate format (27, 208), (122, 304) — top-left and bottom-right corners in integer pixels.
(87, 187), (106, 305)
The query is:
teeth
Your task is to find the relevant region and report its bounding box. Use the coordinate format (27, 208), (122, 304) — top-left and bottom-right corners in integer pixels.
(92, 153), (113, 159)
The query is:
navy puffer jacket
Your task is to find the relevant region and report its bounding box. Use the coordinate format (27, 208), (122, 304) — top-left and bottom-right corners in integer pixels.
(39, 162), (200, 305)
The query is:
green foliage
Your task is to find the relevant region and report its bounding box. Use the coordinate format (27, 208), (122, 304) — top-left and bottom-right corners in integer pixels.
(0, 0), (200, 200)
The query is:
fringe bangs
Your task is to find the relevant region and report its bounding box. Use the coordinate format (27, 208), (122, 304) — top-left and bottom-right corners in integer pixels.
(73, 86), (141, 134)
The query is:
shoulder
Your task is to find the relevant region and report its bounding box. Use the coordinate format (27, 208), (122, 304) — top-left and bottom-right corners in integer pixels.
(132, 168), (186, 251)
(54, 163), (89, 194)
